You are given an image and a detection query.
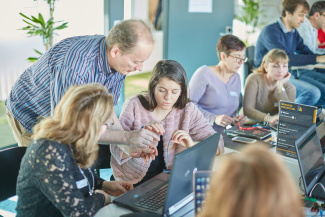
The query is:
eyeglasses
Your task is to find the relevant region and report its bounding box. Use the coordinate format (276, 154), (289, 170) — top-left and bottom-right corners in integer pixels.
(228, 54), (248, 63)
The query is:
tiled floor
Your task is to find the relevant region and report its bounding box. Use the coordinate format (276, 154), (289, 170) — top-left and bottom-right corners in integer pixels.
(0, 169), (113, 216)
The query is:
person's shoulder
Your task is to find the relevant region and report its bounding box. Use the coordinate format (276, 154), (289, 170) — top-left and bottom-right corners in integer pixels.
(125, 95), (142, 105)
(33, 139), (69, 156)
(262, 22), (280, 34)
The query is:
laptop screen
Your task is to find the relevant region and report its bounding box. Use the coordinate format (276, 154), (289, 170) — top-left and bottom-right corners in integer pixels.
(316, 110), (325, 154)
(295, 125), (325, 194)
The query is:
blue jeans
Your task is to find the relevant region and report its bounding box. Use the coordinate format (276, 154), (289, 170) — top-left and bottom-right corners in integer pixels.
(289, 69), (321, 106)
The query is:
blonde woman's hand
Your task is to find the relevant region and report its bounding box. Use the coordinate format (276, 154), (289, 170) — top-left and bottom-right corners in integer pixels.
(277, 72), (291, 88)
(94, 189), (111, 205)
(144, 121), (165, 135)
(101, 181), (134, 197)
(215, 115), (234, 127)
(171, 130), (194, 148)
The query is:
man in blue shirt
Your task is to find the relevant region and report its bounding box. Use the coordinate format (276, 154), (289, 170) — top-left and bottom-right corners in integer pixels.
(6, 19), (159, 157)
(255, 0), (325, 107)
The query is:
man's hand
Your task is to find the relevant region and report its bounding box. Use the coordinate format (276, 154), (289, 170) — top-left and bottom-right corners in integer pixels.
(101, 181), (134, 197)
(123, 128), (160, 156)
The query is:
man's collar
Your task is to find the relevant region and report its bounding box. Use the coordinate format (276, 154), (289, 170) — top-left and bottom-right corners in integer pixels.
(277, 17), (296, 33)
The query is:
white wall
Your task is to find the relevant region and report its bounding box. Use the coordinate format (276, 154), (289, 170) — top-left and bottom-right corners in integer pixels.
(0, 0), (104, 100)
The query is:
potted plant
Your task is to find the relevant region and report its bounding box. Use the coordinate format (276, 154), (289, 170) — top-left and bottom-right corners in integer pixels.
(19, 0), (68, 62)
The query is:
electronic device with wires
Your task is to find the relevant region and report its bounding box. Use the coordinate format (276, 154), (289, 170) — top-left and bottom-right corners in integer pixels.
(225, 123), (271, 140)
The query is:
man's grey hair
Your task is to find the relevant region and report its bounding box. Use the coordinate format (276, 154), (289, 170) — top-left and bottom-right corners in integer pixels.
(106, 19), (154, 53)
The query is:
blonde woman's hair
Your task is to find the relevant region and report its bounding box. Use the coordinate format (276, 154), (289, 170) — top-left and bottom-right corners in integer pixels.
(254, 48), (289, 74)
(199, 144), (304, 217)
(33, 84), (113, 168)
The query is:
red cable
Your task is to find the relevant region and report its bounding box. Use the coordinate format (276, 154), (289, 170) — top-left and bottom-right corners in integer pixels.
(237, 123), (269, 132)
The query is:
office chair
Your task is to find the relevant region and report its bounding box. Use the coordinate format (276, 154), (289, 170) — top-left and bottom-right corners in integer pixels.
(243, 45), (255, 85)
(0, 146), (27, 201)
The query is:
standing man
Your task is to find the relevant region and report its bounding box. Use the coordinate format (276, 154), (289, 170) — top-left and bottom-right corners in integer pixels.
(6, 19), (159, 156)
(255, 0), (325, 107)
(297, 1), (325, 54)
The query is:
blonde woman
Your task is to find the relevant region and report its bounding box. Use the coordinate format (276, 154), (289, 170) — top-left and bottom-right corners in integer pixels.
(243, 49), (296, 124)
(199, 144), (304, 217)
(16, 84), (133, 217)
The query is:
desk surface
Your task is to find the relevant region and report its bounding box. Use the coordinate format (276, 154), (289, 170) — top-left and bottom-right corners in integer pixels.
(95, 132), (303, 217)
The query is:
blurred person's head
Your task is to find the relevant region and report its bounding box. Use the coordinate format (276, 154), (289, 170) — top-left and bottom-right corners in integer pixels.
(199, 144), (304, 217)
(308, 1), (325, 29)
(254, 48), (289, 81)
(33, 84), (113, 168)
(216, 35), (246, 73)
(282, 0), (309, 29)
(139, 59), (189, 111)
(106, 19), (154, 75)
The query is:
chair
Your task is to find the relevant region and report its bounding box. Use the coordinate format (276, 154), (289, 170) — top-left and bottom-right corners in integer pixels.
(0, 146), (27, 201)
(93, 144), (111, 177)
(243, 46), (255, 85)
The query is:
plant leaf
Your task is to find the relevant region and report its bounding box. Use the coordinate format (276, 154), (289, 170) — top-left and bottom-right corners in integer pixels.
(38, 13), (46, 28)
(19, 13), (34, 22)
(33, 49), (43, 55)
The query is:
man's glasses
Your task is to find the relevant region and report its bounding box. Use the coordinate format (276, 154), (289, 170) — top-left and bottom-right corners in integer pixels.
(228, 54), (248, 63)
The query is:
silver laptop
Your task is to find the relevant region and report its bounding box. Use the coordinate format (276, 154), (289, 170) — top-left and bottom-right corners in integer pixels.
(113, 133), (220, 216)
(295, 124), (325, 200)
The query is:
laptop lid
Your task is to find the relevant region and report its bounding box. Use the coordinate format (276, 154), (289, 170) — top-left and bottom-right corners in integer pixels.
(316, 109), (325, 155)
(295, 124), (325, 196)
(163, 133), (220, 215)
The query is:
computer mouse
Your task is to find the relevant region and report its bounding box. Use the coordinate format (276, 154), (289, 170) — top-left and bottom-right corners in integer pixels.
(120, 212), (161, 217)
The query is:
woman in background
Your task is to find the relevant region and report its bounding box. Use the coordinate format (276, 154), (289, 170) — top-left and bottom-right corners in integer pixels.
(243, 49), (296, 124)
(189, 35), (247, 131)
(111, 59), (224, 185)
(16, 84), (133, 217)
(199, 144), (304, 217)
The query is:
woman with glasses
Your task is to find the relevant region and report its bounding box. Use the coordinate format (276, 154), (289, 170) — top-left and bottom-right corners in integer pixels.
(243, 49), (296, 124)
(189, 35), (247, 131)
(16, 84), (133, 217)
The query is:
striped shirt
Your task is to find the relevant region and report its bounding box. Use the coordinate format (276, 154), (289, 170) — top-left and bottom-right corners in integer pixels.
(6, 35), (126, 133)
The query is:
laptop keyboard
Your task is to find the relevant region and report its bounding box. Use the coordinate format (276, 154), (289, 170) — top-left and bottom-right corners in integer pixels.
(133, 184), (168, 211)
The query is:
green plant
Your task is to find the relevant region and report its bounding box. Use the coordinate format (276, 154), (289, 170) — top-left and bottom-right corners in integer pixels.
(19, 0), (68, 62)
(235, 0), (261, 45)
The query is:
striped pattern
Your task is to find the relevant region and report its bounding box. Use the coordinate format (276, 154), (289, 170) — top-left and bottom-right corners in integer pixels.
(110, 96), (224, 184)
(6, 35), (126, 133)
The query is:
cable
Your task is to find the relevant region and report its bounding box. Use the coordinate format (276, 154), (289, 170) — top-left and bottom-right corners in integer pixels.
(166, 140), (170, 169)
(310, 183), (325, 198)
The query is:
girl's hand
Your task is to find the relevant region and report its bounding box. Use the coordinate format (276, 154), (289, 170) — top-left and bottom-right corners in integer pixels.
(144, 121), (165, 135)
(171, 130), (194, 148)
(140, 146), (158, 164)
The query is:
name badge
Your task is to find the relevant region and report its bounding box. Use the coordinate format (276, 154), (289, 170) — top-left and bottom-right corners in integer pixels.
(274, 102), (278, 107)
(230, 91), (238, 97)
(76, 178), (88, 189)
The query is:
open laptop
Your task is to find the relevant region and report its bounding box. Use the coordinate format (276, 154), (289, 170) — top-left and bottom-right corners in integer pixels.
(295, 124), (325, 200)
(113, 133), (220, 216)
(316, 109), (325, 156)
